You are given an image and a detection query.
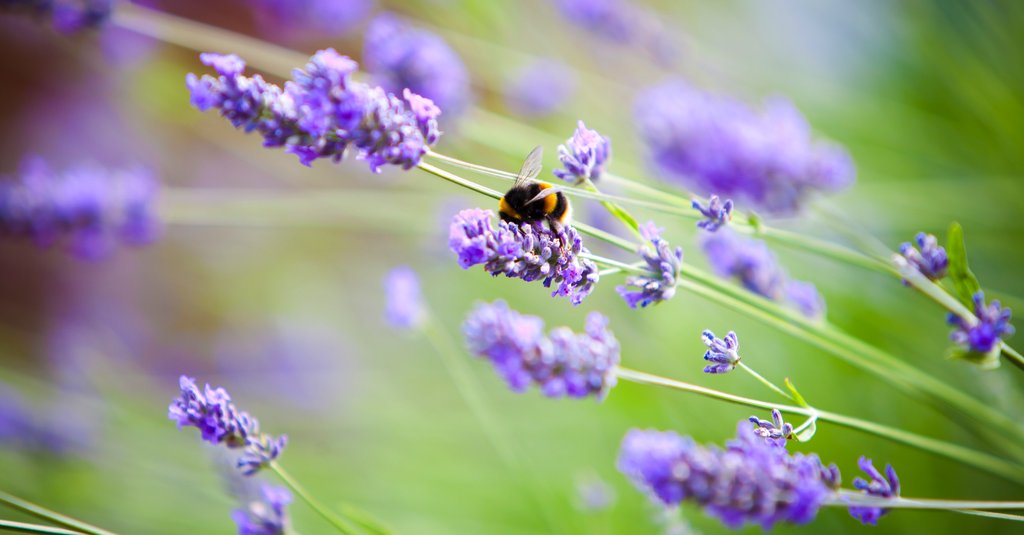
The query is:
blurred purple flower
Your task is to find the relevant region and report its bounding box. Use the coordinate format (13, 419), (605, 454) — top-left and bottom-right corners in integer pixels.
(448, 208), (599, 305)
(232, 484), (291, 535)
(616, 221), (682, 308)
(848, 457), (900, 525)
(384, 265), (426, 330)
(635, 81), (854, 215)
(186, 49), (441, 172)
(948, 291), (1014, 354)
(251, 0), (373, 37)
(617, 422), (839, 529)
(692, 195), (733, 232)
(0, 156), (161, 260)
(463, 300), (619, 399)
(364, 13), (470, 118)
(702, 329), (741, 374)
(552, 0), (678, 66)
(553, 120), (611, 184)
(701, 229), (825, 318)
(749, 408), (794, 447)
(899, 232), (947, 281)
(505, 59), (576, 118)
(168, 375), (287, 475)
(1, 0), (112, 32)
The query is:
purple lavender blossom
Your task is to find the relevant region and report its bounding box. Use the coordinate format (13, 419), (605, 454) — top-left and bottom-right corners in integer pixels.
(617, 422), (839, 529)
(899, 232), (948, 281)
(616, 221), (682, 308)
(552, 0), (678, 66)
(384, 266), (426, 330)
(463, 300), (619, 399)
(186, 49), (441, 172)
(948, 291), (1014, 354)
(504, 59), (576, 118)
(692, 195), (733, 232)
(251, 0), (372, 37)
(363, 13), (470, 118)
(553, 120), (611, 184)
(701, 229), (826, 318)
(635, 82), (854, 215)
(848, 457), (900, 526)
(448, 208), (599, 305)
(1, 0), (112, 32)
(168, 375), (286, 475)
(749, 408), (794, 447)
(232, 484), (291, 535)
(0, 156), (160, 260)
(702, 329), (740, 374)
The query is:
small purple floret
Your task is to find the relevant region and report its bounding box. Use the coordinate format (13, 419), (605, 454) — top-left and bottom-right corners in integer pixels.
(692, 195), (733, 232)
(948, 291), (1014, 354)
(899, 232), (948, 281)
(553, 120), (611, 184)
(463, 300), (619, 400)
(232, 484), (291, 535)
(749, 408), (794, 447)
(384, 266), (426, 330)
(702, 329), (740, 374)
(616, 221), (682, 308)
(848, 457), (900, 526)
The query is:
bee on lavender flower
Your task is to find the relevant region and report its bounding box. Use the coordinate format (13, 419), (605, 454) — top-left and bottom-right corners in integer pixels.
(499, 146), (571, 228)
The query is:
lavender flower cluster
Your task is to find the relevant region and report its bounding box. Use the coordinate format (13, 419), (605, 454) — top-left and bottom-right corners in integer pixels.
(504, 59), (577, 118)
(233, 484), (291, 535)
(187, 49), (441, 172)
(553, 0), (678, 66)
(948, 291), (1014, 354)
(0, 156), (160, 260)
(635, 81), (854, 215)
(900, 232), (948, 281)
(616, 222), (683, 308)
(692, 195), (734, 232)
(363, 13), (470, 117)
(848, 457), (900, 525)
(448, 208), (599, 305)
(553, 120), (611, 184)
(617, 422), (841, 529)
(701, 229), (826, 319)
(701, 329), (741, 374)
(1, 0), (111, 32)
(463, 300), (619, 399)
(384, 265), (426, 330)
(168, 376), (287, 475)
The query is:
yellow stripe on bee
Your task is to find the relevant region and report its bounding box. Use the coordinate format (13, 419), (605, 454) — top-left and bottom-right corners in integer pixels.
(541, 187), (558, 213)
(499, 197), (521, 220)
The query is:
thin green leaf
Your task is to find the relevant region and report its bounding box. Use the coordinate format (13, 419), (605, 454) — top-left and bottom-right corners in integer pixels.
(601, 200), (641, 234)
(796, 419), (818, 442)
(784, 378), (811, 408)
(947, 222), (982, 308)
(948, 347), (1001, 370)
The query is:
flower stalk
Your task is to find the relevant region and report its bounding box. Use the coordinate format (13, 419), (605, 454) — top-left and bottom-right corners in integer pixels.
(0, 492), (118, 535)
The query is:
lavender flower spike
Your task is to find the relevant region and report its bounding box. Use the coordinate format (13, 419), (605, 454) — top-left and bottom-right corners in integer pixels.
(899, 232), (948, 281)
(692, 195), (733, 232)
(948, 291), (1014, 354)
(169, 375), (286, 475)
(702, 329), (740, 374)
(616, 221), (682, 308)
(749, 408), (794, 447)
(617, 422), (838, 529)
(186, 49), (441, 172)
(232, 484), (291, 535)
(553, 120), (611, 184)
(463, 301), (620, 399)
(448, 208), (599, 305)
(0, 156), (161, 260)
(848, 457), (900, 525)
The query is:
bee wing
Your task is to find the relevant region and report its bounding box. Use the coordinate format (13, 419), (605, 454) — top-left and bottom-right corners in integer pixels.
(525, 185), (563, 206)
(513, 145), (544, 188)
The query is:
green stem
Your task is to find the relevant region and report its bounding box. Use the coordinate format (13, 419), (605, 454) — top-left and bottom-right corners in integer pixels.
(736, 362), (794, 401)
(832, 491), (1024, 511)
(268, 463), (388, 535)
(614, 367), (1024, 485)
(0, 492), (118, 535)
(0, 520), (86, 535)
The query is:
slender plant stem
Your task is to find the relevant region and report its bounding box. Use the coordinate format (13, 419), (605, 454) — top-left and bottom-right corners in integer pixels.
(0, 492), (118, 535)
(953, 509), (1024, 522)
(268, 463), (388, 535)
(613, 367), (1024, 485)
(831, 491), (1024, 511)
(0, 520), (86, 535)
(736, 362), (794, 401)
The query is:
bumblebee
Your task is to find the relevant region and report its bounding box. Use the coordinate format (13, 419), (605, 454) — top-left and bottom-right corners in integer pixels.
(498, 146), (571, 227)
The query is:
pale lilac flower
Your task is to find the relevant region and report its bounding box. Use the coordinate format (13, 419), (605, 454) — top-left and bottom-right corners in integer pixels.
(785, 280), (826, 320)
(463, 301), (619, 399)
(848, 457), (900, 526)
(505, 59), (576, 118)
(251, 0), (372, 37)
(635, 81), (854, 215)
(702, 329), (740, 374)
(948, 291), (1014, 354)
(692, 195), (733, 232)
(232, 484), (291, 535)
(448, 208), (599, 305)
(552, 0), (678, 66)
(1, 0), (112, 32)
(616, 221), (682, 308)
(553, 120), (611, 184)
(899, 232), (948, 281)
(617, 422), (839, 529)
(384, 266), (426, 330)
(749, 408), (794, 447)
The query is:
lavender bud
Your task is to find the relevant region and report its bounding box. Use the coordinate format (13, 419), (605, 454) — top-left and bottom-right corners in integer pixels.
(463, 300), (619, 400)
(553, 120), (611, 184)
(616, 221), (683, 308)
(899, 232), (948, 281)
(701, 329), (740, 374)
(748, 408), (794, 447)
(848, 457), (900, 526)
(448, 208), (599, 305)
(948, 291), (1014, 354)
(691, 195), (733, 232)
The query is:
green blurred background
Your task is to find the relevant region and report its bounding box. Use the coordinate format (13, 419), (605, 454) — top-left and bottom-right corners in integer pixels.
(1, 1), (1023, 533)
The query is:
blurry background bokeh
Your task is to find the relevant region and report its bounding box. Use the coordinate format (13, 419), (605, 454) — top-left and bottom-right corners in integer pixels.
(1, 1), (1023, 533)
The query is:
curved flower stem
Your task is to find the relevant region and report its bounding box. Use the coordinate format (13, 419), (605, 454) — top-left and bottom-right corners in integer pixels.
(0, 492), (118, 535)
(832, 490), (1024, 511)
(0, 520), (88, 535)
(268, 463), (390, 535)
(735, 362), (794, 402)
(613, 367), (1024, 485)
